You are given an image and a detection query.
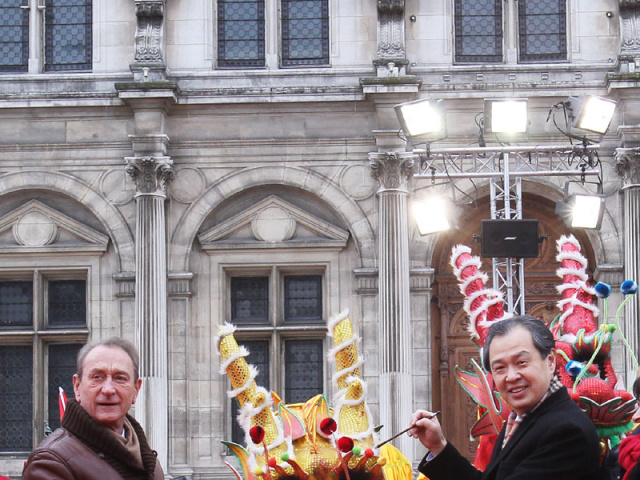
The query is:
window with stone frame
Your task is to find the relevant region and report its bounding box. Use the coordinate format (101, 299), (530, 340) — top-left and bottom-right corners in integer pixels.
(517, 0), (566, 63)
(0, 0), (92, 73)
(453, 0), (566, 64)
(228, 267), (325, 445)
(216, 0), (329, 69)
(0, 270), (88, 452)
(281, 0), (329, 67)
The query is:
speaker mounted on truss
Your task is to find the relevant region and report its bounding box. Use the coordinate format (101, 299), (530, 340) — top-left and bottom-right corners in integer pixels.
(480, 219), (540, 259)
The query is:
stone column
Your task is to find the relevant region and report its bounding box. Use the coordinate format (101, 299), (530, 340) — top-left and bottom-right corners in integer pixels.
(369, 151), (415, 460)
(125, 155), (174, 469)
(615, 147), (640, 384)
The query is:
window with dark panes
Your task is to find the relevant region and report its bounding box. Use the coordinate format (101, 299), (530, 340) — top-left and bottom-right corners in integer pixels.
(0, 274), (87, 453)
(227, 268), (325, 445)
(284, 275), (322, 323)
(48, 280), (87, 326)
(231, 340), (269, 444)
(0, 346), (33, 451)
(454, 0), (502, 63)
(0, 0), (29, 72)
(231, 276), (269, 323)
(217, 0), (265, 68)
(284, 339), (323, 402)
(44, 0), (92, 71)
(281, 0), (329, 67)
(47, 343), (82, 432)
(518, 0), (566, 62)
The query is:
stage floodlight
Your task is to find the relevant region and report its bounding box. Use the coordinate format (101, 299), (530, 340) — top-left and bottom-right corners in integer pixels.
(565, 95), (616, 135)
(555, 182), (605, 230)
(484, 99), (528, 134)
(394, 98), (446, 141)
(412, 196), (452, 235)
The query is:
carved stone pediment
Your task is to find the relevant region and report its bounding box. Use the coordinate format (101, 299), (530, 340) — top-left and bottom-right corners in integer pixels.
(0, 200), (109, 253)
(198, 195), (349, 251)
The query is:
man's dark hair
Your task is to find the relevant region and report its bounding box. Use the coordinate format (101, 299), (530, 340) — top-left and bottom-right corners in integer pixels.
(76, 337), (140, 382)
(482, 315), (555, 371)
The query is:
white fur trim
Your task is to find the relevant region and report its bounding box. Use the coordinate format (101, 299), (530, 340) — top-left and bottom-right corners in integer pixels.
(226, 365), (259, 398)
(450, 244), (472, 271)
(458, 272), (490, 296)
(327, 309), (350, 334)
(327, 336), (360, 363)
(219, 346), (250, 375)
(215, 322), (237, 349)
(331, 359), (365, 385)
(556, 234), (581, 251)
(451, 255), (482, 280)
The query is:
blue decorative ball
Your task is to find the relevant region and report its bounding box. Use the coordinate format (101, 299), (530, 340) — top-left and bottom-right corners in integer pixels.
(594, 282), (612, 299)
(566, 360), (584, 376)
(621, 280), (638, 295)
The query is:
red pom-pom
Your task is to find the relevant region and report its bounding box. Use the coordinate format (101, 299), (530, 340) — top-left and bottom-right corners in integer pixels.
(250, 426), (265, 444)
(336, 436), (354, 453)
(364, 448), (375, 458)
(320, 417), (337, 435)
(268, 457), (277, 468)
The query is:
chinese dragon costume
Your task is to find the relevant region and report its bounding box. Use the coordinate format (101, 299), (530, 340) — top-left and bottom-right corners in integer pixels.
(452, 234), (638, 469)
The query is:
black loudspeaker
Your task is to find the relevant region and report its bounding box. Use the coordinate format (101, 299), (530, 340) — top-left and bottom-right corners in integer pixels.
(481, 219), (540, 258)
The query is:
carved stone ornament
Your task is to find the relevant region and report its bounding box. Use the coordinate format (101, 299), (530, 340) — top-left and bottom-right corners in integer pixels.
(619, 1), (640, 54)
(620, 0), (640, 8)
(125, 156), (175, 194)
(369, 152), (415, 191)
(615, 147), (640, 184)
(377, 9), (406, 59)
(135, 1), (165, 62)
(377, 0), (405, 13)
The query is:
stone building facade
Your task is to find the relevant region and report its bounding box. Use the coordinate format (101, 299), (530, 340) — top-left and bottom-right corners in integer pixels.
(0, 0), (639, 478)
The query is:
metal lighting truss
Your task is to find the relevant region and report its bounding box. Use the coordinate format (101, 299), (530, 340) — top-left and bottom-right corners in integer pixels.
(412, 143), (601, 314)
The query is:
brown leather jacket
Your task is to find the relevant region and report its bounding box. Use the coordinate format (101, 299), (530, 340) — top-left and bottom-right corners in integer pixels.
(22, 400), (164, 480)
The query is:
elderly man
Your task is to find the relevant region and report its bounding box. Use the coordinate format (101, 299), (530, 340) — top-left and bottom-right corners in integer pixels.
(409, 315), (601, 480)
(22, 337), (164, 480)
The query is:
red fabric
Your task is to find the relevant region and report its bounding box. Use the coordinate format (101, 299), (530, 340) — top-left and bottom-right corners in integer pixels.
(620, 434), (640, 480)
(58, 387), (67, 422)
(473, 434), (497, 471)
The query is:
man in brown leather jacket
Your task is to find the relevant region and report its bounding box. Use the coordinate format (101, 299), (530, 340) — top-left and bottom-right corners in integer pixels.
(22, 337), (164, 480)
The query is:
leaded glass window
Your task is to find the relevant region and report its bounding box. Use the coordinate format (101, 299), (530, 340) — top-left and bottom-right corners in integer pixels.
(44, 0), (92, 72)
(281, 0), (329, 67)
(0, 281), (33, 328)
(217, 0), (265, 68)
(0, 346), (33, 451)
(284, 339), (323, 402)
(231, 340), (269, 444)
(454, 0), (503, 63)
(0, 0), (29, 72)
(518, 0), (566, 62)
(226, 267), (325, 443)
(48, 280), (86, 326)
(231, 277), (269, 324)
(0, 270), (88, 452)
(47, 343), (82, 431)
(284, 275), (322, 323)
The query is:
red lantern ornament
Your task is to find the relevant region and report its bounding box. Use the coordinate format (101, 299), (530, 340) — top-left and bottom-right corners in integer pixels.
(336, 436), (354, 453)
(250, 425), (265, 444)
(320, 417), (338, 435)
